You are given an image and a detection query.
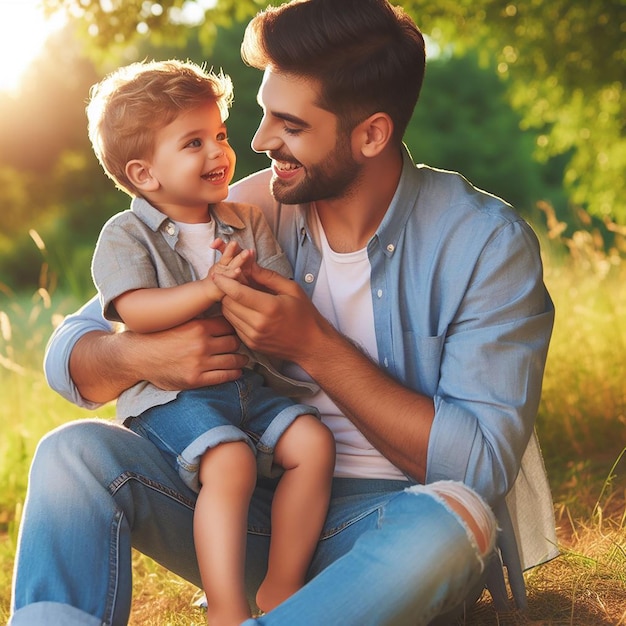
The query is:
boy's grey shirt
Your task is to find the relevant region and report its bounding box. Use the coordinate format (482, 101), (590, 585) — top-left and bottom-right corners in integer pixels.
(91, 197), (316, 421)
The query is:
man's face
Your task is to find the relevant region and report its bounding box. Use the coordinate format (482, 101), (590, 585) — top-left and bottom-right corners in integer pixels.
(251, 69), (362, 204)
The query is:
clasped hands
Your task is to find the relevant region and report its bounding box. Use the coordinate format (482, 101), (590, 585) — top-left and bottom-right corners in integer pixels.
(196, 238), (325, 371)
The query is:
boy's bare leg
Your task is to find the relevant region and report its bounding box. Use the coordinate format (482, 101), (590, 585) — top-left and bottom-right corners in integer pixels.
(195, 441), (257, 626)
(256, 415), (335, 613)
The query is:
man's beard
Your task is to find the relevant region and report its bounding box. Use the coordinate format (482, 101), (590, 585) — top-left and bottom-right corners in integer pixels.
(270, 137), (362, 205)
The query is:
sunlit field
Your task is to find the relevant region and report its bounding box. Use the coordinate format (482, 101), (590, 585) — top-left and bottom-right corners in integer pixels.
(0, 214), (624, 624)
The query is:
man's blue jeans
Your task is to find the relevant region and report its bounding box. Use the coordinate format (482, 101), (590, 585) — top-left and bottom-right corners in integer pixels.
(10, 419), (495, 626)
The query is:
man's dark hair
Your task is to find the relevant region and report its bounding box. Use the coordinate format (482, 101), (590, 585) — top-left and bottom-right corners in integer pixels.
(241, 0), (426, 142)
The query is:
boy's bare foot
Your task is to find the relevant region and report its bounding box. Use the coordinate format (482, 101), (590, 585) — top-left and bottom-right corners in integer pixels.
(256, 577), (301, 614)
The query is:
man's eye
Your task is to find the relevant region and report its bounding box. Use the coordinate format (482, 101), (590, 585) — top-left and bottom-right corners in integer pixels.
(284, 126), (302, 136)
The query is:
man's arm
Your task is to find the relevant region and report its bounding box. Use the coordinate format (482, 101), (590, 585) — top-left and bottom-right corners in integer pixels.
(45, 296), (246, 406)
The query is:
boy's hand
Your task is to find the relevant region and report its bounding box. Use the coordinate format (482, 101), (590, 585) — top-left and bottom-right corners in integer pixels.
(209, 238), (255, 286)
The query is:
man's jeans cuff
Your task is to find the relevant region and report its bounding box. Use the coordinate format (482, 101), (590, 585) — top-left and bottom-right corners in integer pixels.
(8, 602), (102, 626)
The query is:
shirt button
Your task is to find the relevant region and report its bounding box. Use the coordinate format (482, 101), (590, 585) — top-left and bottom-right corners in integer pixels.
(377, 289), (383, 298)
(304, 273), (315, 283)
(383, 357), (389, 367)
(386, 243), (395, 253)
(166, 223), (175, 235)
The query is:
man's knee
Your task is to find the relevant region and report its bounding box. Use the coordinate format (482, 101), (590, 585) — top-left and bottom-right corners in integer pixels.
(405, 481), (496, 557)
(31, 418), (128, 486)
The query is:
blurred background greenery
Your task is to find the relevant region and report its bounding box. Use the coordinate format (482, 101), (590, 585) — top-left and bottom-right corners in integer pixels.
(0, 0), (623, 300)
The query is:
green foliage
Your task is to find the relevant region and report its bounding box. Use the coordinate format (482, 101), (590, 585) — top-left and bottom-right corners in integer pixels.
(41, 0), (266, 62)
(402, 0), (625, 223)
(536, 203), (626, 467)
(0, 29), (97, 173)
(406, 53), (549, 214)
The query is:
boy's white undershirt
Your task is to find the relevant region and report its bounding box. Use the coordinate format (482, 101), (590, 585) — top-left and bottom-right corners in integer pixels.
(175, 215), (405, 480)
(174, 219), (217, 278)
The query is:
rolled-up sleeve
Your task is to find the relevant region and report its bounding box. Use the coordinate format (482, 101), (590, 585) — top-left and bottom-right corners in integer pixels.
(43, 295), (113, 409)
(426, 220), (554, 505)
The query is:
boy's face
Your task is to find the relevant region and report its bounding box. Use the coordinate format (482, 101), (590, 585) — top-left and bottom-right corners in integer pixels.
(251, 69), (361, 205)
(145, 100), (236, 221)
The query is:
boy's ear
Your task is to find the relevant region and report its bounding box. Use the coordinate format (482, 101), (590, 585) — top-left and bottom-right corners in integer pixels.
(353, 112), (394, 158)
(126, 159), (159, 191)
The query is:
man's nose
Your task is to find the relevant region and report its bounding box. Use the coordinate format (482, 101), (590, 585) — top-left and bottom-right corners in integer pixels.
(251, 116), (281, 154)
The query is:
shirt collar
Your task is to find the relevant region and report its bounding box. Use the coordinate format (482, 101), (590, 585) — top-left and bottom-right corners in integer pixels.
(129, 197), (247, 232)
(130, 196), (169, 231)
(372, 145), (422, 257)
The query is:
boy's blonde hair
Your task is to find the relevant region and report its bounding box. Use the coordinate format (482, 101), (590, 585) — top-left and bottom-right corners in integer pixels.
(87, 59), (234, 196)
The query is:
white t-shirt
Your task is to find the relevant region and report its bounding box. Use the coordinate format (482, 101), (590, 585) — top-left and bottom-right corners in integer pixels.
(285, 210), (406, 480)
(174, 220), (217, 278)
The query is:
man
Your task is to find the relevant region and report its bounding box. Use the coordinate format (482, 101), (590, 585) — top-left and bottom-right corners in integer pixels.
(10, 1), (557, 624)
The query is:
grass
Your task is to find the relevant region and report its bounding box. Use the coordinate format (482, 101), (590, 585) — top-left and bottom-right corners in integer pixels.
(0, 210), (625, 624)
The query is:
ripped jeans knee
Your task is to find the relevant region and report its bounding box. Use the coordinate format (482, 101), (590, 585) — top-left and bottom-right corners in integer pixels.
(405, 481), (497, 567)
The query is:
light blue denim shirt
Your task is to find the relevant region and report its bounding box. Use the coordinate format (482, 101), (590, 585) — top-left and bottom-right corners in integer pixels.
(44, 147), (557, 606)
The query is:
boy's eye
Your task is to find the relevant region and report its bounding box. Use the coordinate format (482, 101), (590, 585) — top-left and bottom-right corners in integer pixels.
(187, 138), (202, 148)
(217, 131), (228, 141)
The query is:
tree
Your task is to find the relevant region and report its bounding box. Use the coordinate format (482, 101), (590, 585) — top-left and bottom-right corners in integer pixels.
(406, 53), (549, 215)
(403, 0), (625, 224)
(42, 0), (625, 224)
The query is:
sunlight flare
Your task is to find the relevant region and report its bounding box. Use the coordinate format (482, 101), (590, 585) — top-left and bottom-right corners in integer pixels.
(0, 0), (65, 94)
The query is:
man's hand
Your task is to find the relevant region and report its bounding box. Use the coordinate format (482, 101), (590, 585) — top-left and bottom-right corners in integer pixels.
(214, 264), (329, 367)
(71, 316), (247, 403)
(136, 316), (247, 390)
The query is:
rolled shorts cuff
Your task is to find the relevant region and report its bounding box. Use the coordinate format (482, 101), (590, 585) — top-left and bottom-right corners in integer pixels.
(256, 403), (319, 478)
(8, 602), (102, 626)
(178, 424), (255, 492)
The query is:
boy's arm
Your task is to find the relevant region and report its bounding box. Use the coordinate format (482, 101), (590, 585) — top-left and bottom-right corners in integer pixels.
(44, 296), (246, 405)
(43, 295), (189, 404)
(44, 295), (246, 406)
(115, 281), (222, 334)
(113, 241), (253, 334)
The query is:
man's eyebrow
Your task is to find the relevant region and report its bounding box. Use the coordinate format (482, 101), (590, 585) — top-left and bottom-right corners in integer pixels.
(257, 96), (311, 129)
(270, 111), (311, 128)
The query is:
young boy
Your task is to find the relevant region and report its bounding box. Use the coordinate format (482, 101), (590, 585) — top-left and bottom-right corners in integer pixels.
(86, 59), (335, 626)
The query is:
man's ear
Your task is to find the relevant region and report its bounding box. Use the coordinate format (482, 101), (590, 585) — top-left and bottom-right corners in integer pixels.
(353, 113), (394, 158)
(126, 159), (159, 192)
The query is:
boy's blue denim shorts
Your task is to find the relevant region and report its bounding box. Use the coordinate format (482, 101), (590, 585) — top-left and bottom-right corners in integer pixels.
(127, 369), (319, 492)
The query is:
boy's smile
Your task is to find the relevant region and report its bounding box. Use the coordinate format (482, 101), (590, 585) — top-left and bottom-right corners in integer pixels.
(142, 101), (236, 222)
